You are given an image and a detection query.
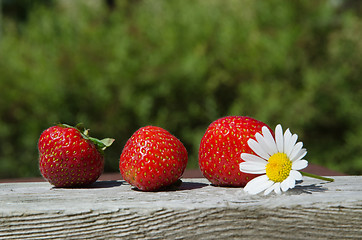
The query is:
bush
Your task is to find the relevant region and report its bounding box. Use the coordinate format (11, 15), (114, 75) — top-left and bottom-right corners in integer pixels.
(0, 0), (361, 178)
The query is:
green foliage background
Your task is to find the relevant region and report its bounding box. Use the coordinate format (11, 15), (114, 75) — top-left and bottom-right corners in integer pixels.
(0, 0), (361, 178)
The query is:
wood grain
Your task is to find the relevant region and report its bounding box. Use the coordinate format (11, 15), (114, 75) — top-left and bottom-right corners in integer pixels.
(1, 176), (361, 239)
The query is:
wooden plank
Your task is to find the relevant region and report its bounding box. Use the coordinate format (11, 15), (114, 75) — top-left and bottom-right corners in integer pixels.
(0, 176), (361, 239)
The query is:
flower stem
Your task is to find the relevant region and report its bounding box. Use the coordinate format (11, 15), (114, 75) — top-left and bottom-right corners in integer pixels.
(301, 172), (334, 182)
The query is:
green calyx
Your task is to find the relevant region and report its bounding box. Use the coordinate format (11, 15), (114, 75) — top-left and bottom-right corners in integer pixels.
(58, 123), (115, 153)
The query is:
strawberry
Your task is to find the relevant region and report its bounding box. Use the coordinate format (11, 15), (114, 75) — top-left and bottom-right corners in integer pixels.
(199, 116), (272, 187)
(119, 126), (188, 191)
(38, 124), (114, 187)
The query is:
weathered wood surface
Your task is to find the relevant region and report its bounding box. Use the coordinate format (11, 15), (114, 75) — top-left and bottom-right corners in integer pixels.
(0, 176), (361, 239)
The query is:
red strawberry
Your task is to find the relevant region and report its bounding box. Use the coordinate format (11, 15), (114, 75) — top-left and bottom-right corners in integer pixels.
(119, 126), (188, 191)
(38, 124), (114, 187)
(199, 116), (272, 187)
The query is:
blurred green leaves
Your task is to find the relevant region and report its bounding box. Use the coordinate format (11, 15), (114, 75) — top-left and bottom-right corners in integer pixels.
(0, 0), (361, 178)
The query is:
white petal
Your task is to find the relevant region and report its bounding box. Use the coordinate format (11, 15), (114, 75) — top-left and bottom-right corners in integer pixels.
(264, 184), (276, 195)
(289, 170), (303, 181)
(251, 180), (274, 195)
(283, 128), (292, 153)
(281, 179), (290, 192)
(262, 126), (278, 155)
(255, 133), (276, 157)
(240, 153), (268, 164)
(247, 138), (270, 160)
(289, 142), (303, 160)
(275, 124), (284, 152)
(287, 176), (296, 189)
(245, 177), (274, 195)
(285, 133), (298, 156)
(291, 148), (307, 162)
(244, 175), (268, 193)
(292, 159), (308, 170)
(273, 182), (282, 194)
(239, 162), (267, 174)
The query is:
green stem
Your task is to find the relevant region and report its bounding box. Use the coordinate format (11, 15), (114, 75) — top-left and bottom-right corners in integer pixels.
(58, 123), (114, 152)
(301, 171), (334, 182)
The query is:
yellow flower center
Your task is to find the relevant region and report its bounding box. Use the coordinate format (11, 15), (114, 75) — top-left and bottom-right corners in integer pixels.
(266, 153), (292, 182)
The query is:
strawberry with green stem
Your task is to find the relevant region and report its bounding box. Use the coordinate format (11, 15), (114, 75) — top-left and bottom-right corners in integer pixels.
(38, 123), (114, 187)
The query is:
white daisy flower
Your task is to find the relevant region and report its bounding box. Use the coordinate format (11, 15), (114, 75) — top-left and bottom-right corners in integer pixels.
(239, 124), (308, 195)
